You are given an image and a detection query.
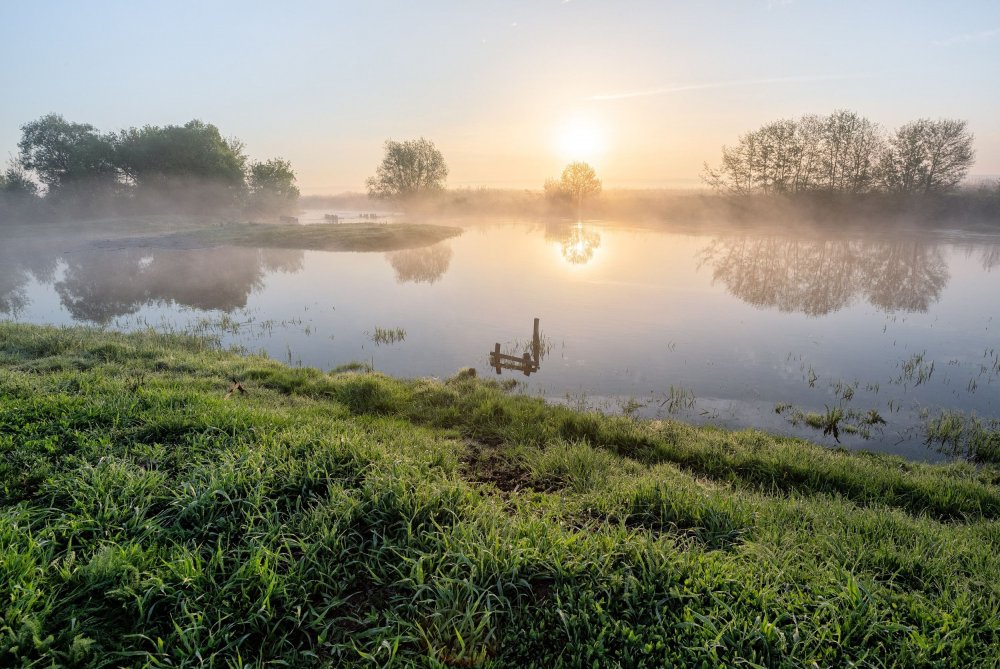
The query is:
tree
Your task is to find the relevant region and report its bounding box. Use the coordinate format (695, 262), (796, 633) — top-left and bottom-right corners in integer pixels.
(818, 110), (883, 193)
(17, 113), (117, 195)
(0, 161), (38, 199)
(246, 158), (300, 213)
(879, 119), (974, 194)
(555, 161), (602, 217)
(366, 138), (448, 201)
(705, 111), (976, 197)
(114, 121), (247, 186)
(703, 111), (886, 195)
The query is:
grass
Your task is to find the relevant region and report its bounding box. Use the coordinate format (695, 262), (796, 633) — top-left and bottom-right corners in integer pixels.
(153, 222), (464, 252)
(924, 410), (1000, 465)
(1, 322), (999, 667)
(369, 327), (407, 345)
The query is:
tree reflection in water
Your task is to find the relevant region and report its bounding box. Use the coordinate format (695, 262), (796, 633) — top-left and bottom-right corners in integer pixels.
(55, 246), (303, 323)
(0, 239), (60, 316)
(547, 221), (601, 265)
(698, 235), (950, 315)
(384, 242), (453, 284)
(959, 242), (1000, 272)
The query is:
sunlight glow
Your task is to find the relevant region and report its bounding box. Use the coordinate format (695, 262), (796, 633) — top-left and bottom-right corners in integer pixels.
(554, 114), (607, 163)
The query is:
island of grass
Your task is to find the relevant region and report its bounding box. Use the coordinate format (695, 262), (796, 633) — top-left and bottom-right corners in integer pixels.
(1, 322), (998, 667)
(88, 221), (464, 253)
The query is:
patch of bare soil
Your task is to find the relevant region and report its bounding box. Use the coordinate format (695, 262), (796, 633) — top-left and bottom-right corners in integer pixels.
(459, 442), (559, 494)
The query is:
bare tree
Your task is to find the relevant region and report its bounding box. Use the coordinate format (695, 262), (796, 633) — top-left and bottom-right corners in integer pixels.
(705, 111), (975, 197)
(823, 110), (883, 193)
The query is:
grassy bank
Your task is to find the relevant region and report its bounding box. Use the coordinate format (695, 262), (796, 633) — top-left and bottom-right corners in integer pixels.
(178, 222), (463, 252)
(4, 217), (463, 254)
(89, 222), (464, 253)
(1, 323), (999, 667)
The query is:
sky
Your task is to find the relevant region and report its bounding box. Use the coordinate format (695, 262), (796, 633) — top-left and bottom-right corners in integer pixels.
(2, 0), (999, 194)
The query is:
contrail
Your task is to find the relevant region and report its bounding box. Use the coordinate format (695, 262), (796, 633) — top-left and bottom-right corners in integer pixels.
(589, 74), (868, 101)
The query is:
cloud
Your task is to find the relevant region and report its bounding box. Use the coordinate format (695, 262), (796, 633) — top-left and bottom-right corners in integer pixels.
(933, 28), (1000, 47)
(589, 74), (867, 101)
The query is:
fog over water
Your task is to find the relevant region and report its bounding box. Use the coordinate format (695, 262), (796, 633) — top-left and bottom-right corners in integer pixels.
(3, 210), (999, 461)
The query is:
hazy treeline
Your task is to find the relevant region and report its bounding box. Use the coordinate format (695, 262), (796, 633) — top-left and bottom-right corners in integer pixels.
(0, 114), (299, 221)
(348, 185), (1000, 229)
(703, 110), (976, 196)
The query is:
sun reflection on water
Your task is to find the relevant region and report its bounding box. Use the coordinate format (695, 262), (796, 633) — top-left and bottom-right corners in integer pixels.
(560, 222), (602, 265)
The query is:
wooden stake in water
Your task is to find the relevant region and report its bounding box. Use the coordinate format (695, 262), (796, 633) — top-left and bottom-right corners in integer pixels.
(489, 318), (542, 377)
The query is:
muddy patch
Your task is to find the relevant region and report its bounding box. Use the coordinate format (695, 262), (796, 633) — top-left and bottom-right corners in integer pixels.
(460, 442), (559, 494)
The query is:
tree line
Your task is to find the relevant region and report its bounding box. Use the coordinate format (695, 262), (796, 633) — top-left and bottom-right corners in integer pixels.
(702, 110), (976, 196)
(1, 114), (299, 217)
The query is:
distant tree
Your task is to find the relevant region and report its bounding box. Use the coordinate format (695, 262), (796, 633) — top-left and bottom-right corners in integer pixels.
(879, 119), (975, 194)
(0, 161), (38, 199)
(555, 161), (602, 217)
(246, 158), (300, 213)
(818, 110), (883, 193)
(17, 113), (117, 195)
(706, 111), (976, 197)
(703, 111), (885, 195)
(114, 121), (248, 189)
(543, 177), (573, 207)
(366, 138), (448, 202)
(0, 161), (39, 222)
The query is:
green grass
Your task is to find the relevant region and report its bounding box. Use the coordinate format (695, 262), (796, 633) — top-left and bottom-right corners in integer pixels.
(162, 222), (463, 252)
(1, 323), (999, 667)
(924, 410), (1000, 465)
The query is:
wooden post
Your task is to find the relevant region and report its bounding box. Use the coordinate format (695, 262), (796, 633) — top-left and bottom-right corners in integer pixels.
(522, 352), (532, 376)
(493, 343), (502, 375)
(531, 317), (540, 368)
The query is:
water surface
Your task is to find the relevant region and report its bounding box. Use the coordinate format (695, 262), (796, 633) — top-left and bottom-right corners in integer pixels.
(4, 213), (999, 460)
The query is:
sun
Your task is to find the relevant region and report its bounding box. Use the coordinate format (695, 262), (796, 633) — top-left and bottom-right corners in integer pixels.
(554, 114), (607, 163)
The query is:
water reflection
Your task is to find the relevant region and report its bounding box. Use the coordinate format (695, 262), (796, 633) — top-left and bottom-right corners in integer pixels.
(960, 243), (1000, 271)
(0, 240), (59, 316)
(982, 245), (1000, 271)
(547, 222), (602, 265)
(55, 247), (303, 323)
(384, 242), (453, 284)
(0, 270), (29, 315)
(699, 236), (950, 315)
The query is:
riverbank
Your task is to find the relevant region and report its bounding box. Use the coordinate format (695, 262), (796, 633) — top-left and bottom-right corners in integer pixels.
(127, 221), (463, 252)
(1, 323), (998, 666)
(3, 216), (463, 253)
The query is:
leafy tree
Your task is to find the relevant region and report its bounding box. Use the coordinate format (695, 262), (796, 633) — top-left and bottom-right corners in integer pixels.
(0, 161), (39, 222)
(114, 121), (247, 188)
(543, 178), (573, 206)
(366, 138), (448, 201)
(0, 161), (38, 199)
(246, 158), (300, 213)
(556, 161), (602, 217)
(17, 114), (117, 195)
(879, 119), (975, 194)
